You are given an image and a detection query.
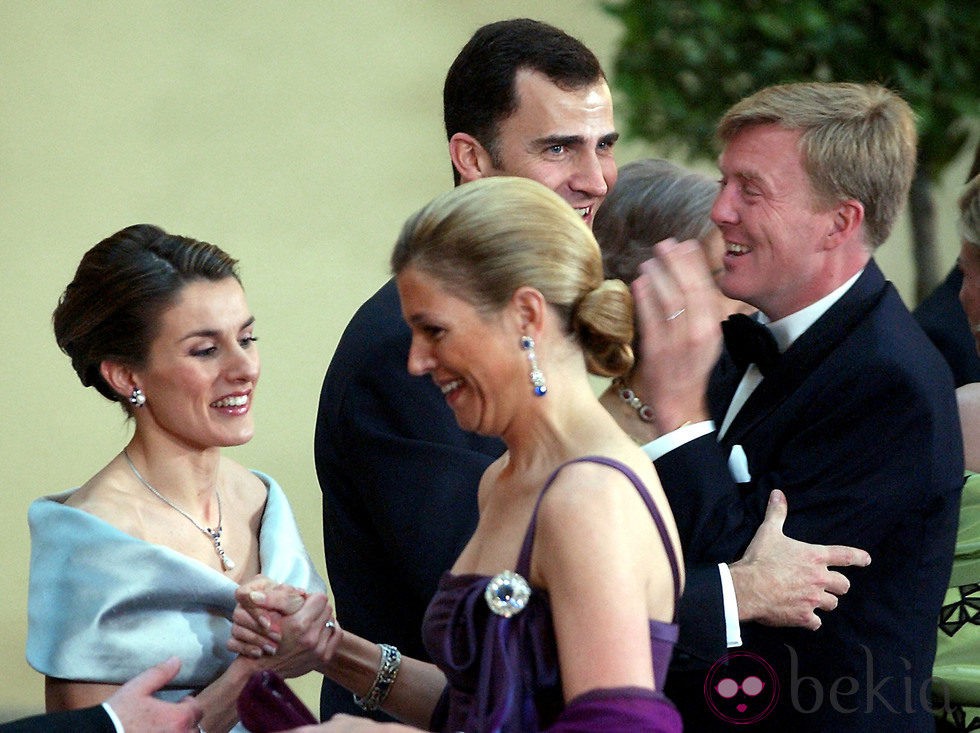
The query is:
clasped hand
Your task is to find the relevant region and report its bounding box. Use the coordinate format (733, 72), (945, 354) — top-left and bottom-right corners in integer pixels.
(227, 575), (341, 677)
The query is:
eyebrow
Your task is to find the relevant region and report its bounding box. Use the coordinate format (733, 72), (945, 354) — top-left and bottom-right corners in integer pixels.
(405, 312), (432, 327)
(180, 315), (255, 341)
(717, 155), (766, 185)
(719, 165), (768, 192)
(531, 131), (620, 149)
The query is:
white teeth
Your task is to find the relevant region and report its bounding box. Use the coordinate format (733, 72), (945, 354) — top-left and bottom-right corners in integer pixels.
(211, 395), (248, 408)
(727, 242), (750, 254)
(574, 207), (590, 218)
(440, 380), (462, 395)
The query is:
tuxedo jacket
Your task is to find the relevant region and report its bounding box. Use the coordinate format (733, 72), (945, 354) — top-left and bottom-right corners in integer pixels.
(315, 278), (505, 720)
(0, 706), (112, 732)
(657, 261), (964, 731)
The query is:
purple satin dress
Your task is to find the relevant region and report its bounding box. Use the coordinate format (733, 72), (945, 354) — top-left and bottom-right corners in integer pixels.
(422, 456), (683, 732)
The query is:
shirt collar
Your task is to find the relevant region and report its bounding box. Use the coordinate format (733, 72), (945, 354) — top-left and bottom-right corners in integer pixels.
(759, 269), (864, 353)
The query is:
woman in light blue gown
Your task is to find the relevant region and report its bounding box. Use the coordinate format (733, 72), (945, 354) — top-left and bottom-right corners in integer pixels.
(28, 224), (330, 733)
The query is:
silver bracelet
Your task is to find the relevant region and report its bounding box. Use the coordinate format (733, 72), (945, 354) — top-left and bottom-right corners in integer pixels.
(353, 643), (401, 711)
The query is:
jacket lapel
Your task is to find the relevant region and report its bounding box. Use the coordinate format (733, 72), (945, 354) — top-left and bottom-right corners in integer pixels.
(718, 261), (890, 448)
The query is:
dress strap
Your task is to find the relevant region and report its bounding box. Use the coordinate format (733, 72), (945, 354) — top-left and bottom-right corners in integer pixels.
(514, 456), (682, 606)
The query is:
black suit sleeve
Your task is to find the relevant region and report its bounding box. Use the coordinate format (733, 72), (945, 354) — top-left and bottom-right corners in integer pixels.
(0, 706), (113, 733)
(654, 433), (740, 672)
(672, 564), (727, 666)
(654, 432), (748, 564)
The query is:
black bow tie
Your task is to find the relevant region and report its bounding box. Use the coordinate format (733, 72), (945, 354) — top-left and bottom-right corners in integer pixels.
(721, 313), (780, 376)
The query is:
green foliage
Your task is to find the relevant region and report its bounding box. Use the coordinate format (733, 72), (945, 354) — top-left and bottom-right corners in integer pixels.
(603, 0), (979, 180)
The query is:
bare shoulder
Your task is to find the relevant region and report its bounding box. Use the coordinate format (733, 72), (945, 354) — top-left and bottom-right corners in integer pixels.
(222, 458), (271, 512)
(62, 460), (133, 519)
(531, 451), (683, 619)
(531, 449), (680, 570)
(535, 452), (662, 530)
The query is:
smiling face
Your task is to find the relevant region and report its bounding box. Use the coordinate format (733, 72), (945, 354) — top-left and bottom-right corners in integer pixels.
(133, 277), (260, 450)
(396, 266), (522, 436)
(711, 124), (841, 320)
(477, 69), (618, 228)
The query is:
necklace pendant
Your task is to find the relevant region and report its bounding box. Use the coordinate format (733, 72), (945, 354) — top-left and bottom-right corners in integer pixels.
(208, 527), (235, 572)
(122, 451), (236, 573)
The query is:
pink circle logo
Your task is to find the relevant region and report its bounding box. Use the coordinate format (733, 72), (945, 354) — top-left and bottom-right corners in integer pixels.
(704, 651), (779, 724)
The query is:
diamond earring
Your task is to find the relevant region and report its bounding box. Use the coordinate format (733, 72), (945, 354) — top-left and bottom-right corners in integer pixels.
(521, 335), (547, 397)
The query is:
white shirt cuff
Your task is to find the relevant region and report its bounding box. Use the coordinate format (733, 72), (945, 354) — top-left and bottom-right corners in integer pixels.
(641, 420), (715, 462)
(102, 702), (125, 733)
(719, 563), (742, 648)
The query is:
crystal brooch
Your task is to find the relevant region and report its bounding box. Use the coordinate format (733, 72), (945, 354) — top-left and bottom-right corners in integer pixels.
(484, 570), (531, 618)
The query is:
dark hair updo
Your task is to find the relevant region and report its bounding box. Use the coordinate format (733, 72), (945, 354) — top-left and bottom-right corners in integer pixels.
(53, 224), (240, 406)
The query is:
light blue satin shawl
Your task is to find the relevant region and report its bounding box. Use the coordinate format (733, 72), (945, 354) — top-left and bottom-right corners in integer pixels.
(26, 471), (326, 711)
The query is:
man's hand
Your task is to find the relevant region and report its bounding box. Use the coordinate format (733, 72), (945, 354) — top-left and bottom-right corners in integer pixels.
(631, 238), (724, 434)
(729, 489), (872, 629)
(105, 657), (203, 732)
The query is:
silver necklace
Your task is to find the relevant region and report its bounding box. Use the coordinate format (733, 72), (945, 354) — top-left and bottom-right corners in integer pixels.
(123, 450), (236, 571)
(612, 377), (655, 422)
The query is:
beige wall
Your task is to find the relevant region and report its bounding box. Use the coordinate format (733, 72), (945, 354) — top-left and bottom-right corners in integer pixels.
(0, 0), (972, 720)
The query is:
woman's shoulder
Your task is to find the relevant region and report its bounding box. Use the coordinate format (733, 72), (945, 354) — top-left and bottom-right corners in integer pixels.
(223, 459), (274, 511)
(534, 450), (675, 557)
(60, 460), (135, 523)
(544, 451), (660, 503)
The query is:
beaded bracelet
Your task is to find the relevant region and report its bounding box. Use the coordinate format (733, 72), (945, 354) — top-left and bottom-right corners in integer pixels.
(353, 643), (401, 712)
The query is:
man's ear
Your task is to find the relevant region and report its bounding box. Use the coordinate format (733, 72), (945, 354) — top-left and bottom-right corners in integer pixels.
(449, 132), (495, 183)
(825, 198), (865, 249)
(100, 360), (138, 402)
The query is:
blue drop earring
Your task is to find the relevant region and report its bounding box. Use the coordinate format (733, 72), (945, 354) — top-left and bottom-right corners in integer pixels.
(521, 335), (547, 397)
